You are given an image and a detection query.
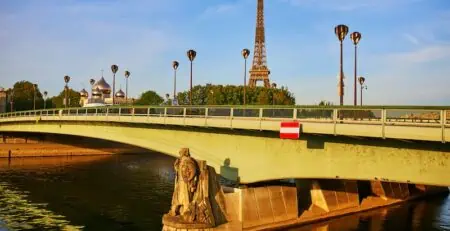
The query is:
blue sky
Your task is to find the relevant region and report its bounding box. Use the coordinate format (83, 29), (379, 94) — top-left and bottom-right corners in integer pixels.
(0, 0), (449, 105)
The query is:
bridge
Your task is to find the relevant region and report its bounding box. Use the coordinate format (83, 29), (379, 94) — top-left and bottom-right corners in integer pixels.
(0, 105), (449, 186)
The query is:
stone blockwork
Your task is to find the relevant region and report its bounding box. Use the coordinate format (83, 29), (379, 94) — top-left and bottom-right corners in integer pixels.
(370, 181), (410, 200)
(241, 185), (298, 229)
(308, 179), (359, 212)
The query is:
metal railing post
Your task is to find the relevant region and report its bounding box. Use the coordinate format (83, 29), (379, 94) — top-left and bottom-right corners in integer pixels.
(441, 110), (446, 143)
(381, 108), (386, 139)
(293, 108), (297, 120)
(230, 108), (234, 129)
(333, 108), (338, 136)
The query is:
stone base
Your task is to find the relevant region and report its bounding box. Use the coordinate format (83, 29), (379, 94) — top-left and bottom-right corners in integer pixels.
(241, 185), (298, 229)
(370, 181), (410, 200)
(162, 214), (214, 229)
(309, 179), (359, 212)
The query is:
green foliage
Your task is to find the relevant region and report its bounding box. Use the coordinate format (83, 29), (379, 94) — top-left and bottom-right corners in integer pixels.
(9, 81), (43, 111)
(135, 90), (164, 105)
(50, 88), (81, 108)
(175, 84), (295, 105)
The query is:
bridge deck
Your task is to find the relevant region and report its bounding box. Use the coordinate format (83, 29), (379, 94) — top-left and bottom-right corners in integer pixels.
(1, 106), (449, 142)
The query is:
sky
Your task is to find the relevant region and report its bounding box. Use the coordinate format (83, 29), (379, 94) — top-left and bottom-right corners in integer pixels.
(0, 0), (450, 105)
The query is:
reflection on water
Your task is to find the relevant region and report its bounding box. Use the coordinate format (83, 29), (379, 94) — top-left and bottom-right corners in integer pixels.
(0, 154), (176, 231)
(0, 182), (82, 230)
(0, 154), (448, 231)
(287, 192), (450, 231)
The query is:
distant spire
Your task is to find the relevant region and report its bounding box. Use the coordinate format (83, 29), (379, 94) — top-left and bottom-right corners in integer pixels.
(101, 69), (104, 77)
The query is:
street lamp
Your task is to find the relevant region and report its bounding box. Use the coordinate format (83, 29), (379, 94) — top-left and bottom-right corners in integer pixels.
(43, 91), (48, 109)
(64, 75), (70, 108)
(125, 69), (131, 103)
(242, 49), (250, 106)
(187, 49), (197, 105)
(172, 61), (179, 104)
(33, 84), (37, 110)
(358, 76), (367, 106)
(111, 64), (119, 105)
(271, 83), (277, 116)
(350, 31), (362, 106)
(7, 89), (14, 112)
(334, 24), (349, 106)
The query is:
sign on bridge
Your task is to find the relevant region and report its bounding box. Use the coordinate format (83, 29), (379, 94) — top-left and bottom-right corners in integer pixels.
(280, 121), (301, 139)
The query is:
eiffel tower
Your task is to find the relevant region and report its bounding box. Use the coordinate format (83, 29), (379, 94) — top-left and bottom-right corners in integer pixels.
(249, 0), (271, 88)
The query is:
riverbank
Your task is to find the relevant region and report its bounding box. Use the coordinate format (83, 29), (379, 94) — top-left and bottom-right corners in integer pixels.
(0, 133), (150, 158)
(0, 143), (147, 158)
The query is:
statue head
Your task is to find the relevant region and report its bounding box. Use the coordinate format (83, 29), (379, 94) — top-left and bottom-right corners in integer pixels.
(179, 148), (190, 158)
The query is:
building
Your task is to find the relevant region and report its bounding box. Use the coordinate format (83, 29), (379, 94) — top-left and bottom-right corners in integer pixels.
(79, 76), (131, 107)
(0, 88), (6, 113)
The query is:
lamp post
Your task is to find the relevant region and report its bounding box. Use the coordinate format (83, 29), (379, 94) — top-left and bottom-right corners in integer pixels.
(271, 83), (277, 116)
(33, 84), (37, 110)
(358, 76), (367, 106)
(111, 64), (119, 105)
(7, 89), (14, 112)
(125, 69), (131, 104)
(334, 24), (349, 106)
(43, 91), (48, 109)
(64, 75), (70, 108)
(350, 31), (362, 106)
(187, 50), (197, 105)
(172, 61), (179, 104)
(242, 49), (250, 106)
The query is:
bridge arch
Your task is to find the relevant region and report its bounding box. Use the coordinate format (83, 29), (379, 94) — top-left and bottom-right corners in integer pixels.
(0, 121), (449, 187)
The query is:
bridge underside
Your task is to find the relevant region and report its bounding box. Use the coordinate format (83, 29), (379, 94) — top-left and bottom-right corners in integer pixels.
(0, 121), (449, 187)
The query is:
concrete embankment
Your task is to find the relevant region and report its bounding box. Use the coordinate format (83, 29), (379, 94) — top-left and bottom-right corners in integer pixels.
(0, 133), (150, 158)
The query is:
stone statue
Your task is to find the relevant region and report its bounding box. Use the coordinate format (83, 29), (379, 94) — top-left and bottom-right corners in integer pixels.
(163, 148), (228, 229)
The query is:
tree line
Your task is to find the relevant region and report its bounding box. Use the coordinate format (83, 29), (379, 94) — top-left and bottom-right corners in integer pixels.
(4, 81), (297, 112)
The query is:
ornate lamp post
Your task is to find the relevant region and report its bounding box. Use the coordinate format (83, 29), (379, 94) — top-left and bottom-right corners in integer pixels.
(111, 64), (119, 105)
(334, 24), (349, 106)
(187, 50), (197, 105)
(358, 76), (367, 106)
(242, 49), (250, 105)
(64, 75), (70, 108)
(33, 84), (37, 110)
(124, 69), (131, 103)
(172, 61), (179, 104)
(350, 31), (362, 106)
(271, 82), (277, 116)
(43, 91), (48, 109)
(7, 89), (14, 112)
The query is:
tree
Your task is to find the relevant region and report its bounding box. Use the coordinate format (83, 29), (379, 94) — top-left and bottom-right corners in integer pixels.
(175, 84), (295, 106)
(50, 88), (81, 108)
(10, 81), (43, 111)
(135, 90), (164, 105)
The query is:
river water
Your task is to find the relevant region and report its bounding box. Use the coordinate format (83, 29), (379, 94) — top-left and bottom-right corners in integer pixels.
(0, 153), (448, 231)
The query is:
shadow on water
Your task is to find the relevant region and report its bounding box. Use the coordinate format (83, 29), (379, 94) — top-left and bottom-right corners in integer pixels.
(0, 153), (176, 231)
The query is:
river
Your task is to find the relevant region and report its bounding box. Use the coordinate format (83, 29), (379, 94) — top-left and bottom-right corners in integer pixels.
(0, 154), (448, 231)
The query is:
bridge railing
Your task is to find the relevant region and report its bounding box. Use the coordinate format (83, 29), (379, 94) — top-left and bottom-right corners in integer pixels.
(1, 105), (449, 125)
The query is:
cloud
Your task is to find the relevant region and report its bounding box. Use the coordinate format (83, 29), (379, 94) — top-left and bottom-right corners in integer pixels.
(200, 3), (239, 18)
(403, 33), (420, 45)
(282, 0), (424, 12)
(383, 45), (450, 64)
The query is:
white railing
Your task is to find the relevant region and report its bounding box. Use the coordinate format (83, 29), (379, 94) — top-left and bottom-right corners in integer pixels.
(0, 105), (449, 142)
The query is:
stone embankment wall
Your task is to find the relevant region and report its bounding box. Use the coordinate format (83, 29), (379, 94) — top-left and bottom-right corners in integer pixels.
(0, 132), (149, 158)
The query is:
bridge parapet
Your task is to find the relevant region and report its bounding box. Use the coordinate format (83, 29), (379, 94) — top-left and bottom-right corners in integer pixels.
(1, 105), (449, 143)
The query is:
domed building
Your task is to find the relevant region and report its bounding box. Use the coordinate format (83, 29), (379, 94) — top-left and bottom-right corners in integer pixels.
(115, 89), (125, 99)
(79, 88), (89, 107)
(0, 87), (6, 113)
(92, 76), (111, 99)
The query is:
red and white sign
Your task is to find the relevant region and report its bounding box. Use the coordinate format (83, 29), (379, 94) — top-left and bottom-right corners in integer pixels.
(280, 121), (301, 139)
